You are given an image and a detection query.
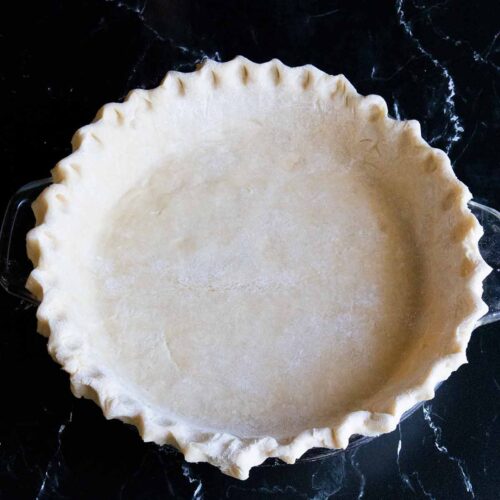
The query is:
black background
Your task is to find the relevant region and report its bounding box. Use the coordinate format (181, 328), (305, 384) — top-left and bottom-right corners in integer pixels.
(0, 1), (499, 498)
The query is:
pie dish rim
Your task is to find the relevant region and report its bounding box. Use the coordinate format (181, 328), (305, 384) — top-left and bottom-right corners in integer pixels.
(26, 56), (490, 479)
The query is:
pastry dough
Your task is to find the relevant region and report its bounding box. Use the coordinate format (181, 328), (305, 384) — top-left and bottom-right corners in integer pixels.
(26, 57), (490, 479)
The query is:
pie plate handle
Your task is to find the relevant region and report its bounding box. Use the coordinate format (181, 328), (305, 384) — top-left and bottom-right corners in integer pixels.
(0, 179), (499, 324)
(0, 178), (51, 304)
(469, 201), (500, 327)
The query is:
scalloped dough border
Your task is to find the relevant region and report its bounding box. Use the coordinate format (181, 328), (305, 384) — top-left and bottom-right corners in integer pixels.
(26, 57), (490, 480)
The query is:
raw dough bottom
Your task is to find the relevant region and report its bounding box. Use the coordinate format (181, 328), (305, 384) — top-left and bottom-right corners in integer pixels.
(94, 149), (421, 438)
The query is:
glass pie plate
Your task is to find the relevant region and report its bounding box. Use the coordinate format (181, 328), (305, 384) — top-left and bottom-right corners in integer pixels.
(1, 177), (499, 467)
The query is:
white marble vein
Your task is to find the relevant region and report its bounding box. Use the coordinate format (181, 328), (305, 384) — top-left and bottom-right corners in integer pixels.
(396, 425), (416, 493)
(310, 456), (346, 499)
(348, 449), (366, 499)
(392, 99), (402, 120)
(430, 22), (500, 72)
(396, 424), (436, 498)
(35, 411), (72, 500)
(307, 8), (341, 20)
(370, 56), (418, 82)
(124, 39), (154, 90)
(412, 471), (436, 500)
(181, 463), (204, 500)
(423, 404), (475, 498)
(412, 0), (452, 13)
(106, 0), (221, 69)
(396, 0), (464, 153)
(453, 121), (480, 165)
(482, 31), (500, 65)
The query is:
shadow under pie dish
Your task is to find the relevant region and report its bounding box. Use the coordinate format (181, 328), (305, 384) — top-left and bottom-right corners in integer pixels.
(26, 57), (490, 479)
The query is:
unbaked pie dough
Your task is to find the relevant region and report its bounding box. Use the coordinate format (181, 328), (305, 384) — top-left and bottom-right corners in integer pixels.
(27, 57), (489, 479)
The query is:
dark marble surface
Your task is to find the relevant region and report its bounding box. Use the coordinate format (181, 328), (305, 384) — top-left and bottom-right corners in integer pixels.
(1, 1), (499, 498)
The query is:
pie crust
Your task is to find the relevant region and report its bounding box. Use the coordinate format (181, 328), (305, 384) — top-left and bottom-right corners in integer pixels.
(26, 57), (490, 479)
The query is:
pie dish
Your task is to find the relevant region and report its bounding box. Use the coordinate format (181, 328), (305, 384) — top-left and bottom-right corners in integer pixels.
(26, 57), (490, 479)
